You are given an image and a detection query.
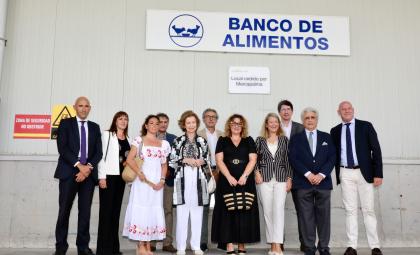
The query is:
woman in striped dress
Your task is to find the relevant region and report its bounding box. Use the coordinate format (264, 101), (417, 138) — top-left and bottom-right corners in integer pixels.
(255, 113), (292, 255)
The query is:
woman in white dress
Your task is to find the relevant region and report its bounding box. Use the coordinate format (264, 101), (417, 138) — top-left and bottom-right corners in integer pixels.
(123, 115), (171, 255)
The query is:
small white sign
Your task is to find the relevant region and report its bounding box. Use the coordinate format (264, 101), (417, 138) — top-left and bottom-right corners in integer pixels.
(229, 66), (270, 94)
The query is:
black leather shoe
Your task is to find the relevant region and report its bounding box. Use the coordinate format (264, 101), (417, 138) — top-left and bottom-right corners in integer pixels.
(344, 247), (357, 255)
(162, 244), (177, 253)
(200, 243), (208, 252)
(113, 252), (123, 255)
(53, 250), (66, 255)
(371, 248), (383, 255)
(78, 248), (95, 255)
(320, 249), (331, 255)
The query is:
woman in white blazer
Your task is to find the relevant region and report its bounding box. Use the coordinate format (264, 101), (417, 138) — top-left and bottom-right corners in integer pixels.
(96, 111), (130, 255)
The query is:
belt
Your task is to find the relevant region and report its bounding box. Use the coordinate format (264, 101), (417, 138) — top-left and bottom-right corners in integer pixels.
(341, 165), (360, 169)
(230, 159), (245, 165)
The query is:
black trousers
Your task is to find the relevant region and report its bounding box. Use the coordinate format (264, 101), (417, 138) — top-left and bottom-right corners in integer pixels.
(96, 175), (126, 255)
(55, 176), (95, 252)
(296, 188), (331, 253)
(291, 189), (304, 246)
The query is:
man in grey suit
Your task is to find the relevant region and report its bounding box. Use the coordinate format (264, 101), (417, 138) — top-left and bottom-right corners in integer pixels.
(277, 100), (304, 251)
(197, 108), (224, 252)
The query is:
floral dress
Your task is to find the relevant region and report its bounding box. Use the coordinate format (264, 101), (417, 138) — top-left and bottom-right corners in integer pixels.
(122, 136), (171, 241)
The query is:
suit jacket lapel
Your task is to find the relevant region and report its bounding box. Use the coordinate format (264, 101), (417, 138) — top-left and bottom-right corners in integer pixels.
(301, 132), (313, 157)
(354, 119), (361, 157)
(88, 121), (94, 157)
(315, 131), (322, 158)
(72, 117), (80, 152)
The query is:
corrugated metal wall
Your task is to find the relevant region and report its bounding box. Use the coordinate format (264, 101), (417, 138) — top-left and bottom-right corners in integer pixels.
(1, 0), (420, 160)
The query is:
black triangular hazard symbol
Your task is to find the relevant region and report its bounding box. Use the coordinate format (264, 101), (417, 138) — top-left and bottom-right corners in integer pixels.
(52, 106), (74, 127)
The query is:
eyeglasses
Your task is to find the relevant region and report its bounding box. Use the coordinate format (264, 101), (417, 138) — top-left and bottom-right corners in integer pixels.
(205, 115), (218, 120)
(230, 122), (243, 127)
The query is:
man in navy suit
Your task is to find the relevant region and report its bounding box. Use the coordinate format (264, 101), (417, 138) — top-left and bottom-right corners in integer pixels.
(289, 107), (336, 255)
(330, 101), (383, 255)
(54, 97), (102, 255)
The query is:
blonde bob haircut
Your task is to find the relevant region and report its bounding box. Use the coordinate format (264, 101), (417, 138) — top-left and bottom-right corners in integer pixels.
(178, 110), (200, 132)
(260, 113), (284, 138)
(224, 114), (248, 138)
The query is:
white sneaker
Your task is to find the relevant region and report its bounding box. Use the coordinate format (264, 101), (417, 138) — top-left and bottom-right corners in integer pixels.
(176, 251), (186, 255)
(194, 250), (204, 255)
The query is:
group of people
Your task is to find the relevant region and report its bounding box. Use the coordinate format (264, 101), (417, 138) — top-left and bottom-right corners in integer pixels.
(53, 96), (384, 255)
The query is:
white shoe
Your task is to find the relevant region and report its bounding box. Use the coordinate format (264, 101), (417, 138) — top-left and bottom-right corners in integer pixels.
(176, 251), (186, 255)
(194, 250), (204, 255)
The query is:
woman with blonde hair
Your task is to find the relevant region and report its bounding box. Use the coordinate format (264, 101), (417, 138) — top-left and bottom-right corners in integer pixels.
(255, 113), (292, 255)
(211, 114), (260, 255)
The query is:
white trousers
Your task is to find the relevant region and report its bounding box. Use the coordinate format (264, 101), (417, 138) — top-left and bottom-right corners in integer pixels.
(340, 168), (380, 249)
(176, 166), (203, 251)
(257, 177), (287, 244)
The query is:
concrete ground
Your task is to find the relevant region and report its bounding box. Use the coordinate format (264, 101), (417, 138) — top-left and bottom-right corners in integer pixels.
(0, 248), (419, 255)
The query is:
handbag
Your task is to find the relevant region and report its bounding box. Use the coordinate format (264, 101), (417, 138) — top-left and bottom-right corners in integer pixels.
(206, 162), (216, 194)
(223, 187), (255, 211)
(122, 140), (144, 183)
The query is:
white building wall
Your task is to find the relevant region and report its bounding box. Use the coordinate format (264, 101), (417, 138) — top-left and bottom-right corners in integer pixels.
(1, 0), (420, 248)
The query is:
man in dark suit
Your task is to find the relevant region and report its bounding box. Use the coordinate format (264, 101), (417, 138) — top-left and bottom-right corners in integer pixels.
(289, 107), (336, 255)
(330, 101), (383, 255)
(277, 99), (304, 251)
(54, 97), (102, 255)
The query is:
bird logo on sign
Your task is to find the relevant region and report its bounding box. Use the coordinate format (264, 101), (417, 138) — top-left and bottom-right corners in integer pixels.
(168, 14), (204, 48)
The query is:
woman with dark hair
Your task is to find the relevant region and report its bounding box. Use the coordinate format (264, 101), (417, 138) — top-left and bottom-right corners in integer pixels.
(97, 111), (130, 255)
(122, 115), (171, 255)
(211, 114), (260, 255)
(169, 110), (210, 255)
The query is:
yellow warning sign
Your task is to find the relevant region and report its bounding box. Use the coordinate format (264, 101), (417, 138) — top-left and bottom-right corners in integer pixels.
(50, 104), (76, 139)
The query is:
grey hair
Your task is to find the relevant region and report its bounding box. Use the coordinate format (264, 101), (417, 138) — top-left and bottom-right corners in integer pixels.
(300, 107), (319, 121)
(202, 108), (218, 119)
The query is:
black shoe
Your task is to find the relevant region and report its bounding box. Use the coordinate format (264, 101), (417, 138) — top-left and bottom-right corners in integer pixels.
(151, 246), (156, 252)
(162, 244), (177, 253)
(78, 248), (95, 255)
(344, 247), (357, 255)
(320, 249), (331, 255)
(371, 248), (383, 255)
(53, 250), (66, 255)
(200, 243), (208, 252)
(217, 243), (227, 251)
(280, 244), (284, 251)
(113, 252), (123, 255)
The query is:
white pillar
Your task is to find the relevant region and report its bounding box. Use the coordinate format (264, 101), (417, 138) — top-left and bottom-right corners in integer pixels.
(0, 0), (8, 100)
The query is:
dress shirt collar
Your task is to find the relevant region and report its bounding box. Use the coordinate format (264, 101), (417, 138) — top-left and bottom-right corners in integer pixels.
(76, 116), (89, 123)
(342, 118), (355, 126)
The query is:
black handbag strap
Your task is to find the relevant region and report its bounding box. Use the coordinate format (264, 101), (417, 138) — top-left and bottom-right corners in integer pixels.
(104, 131), (111, 162)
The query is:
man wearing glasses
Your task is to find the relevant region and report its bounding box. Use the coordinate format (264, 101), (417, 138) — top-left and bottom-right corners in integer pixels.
(197, 108), (224, 252)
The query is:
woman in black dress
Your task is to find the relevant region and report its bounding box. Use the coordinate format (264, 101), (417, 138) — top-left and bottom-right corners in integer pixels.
(211, 114), (260, 255)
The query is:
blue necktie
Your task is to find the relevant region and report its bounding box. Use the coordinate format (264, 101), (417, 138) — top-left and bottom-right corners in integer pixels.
(345, 123), (354, 167)
(80, 121), (87, 164)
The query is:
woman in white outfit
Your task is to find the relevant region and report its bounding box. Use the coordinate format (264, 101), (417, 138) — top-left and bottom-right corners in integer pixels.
(255, 113), (292, 255)
(123, 115), (171, 255)
(169, 110), (210, 255)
